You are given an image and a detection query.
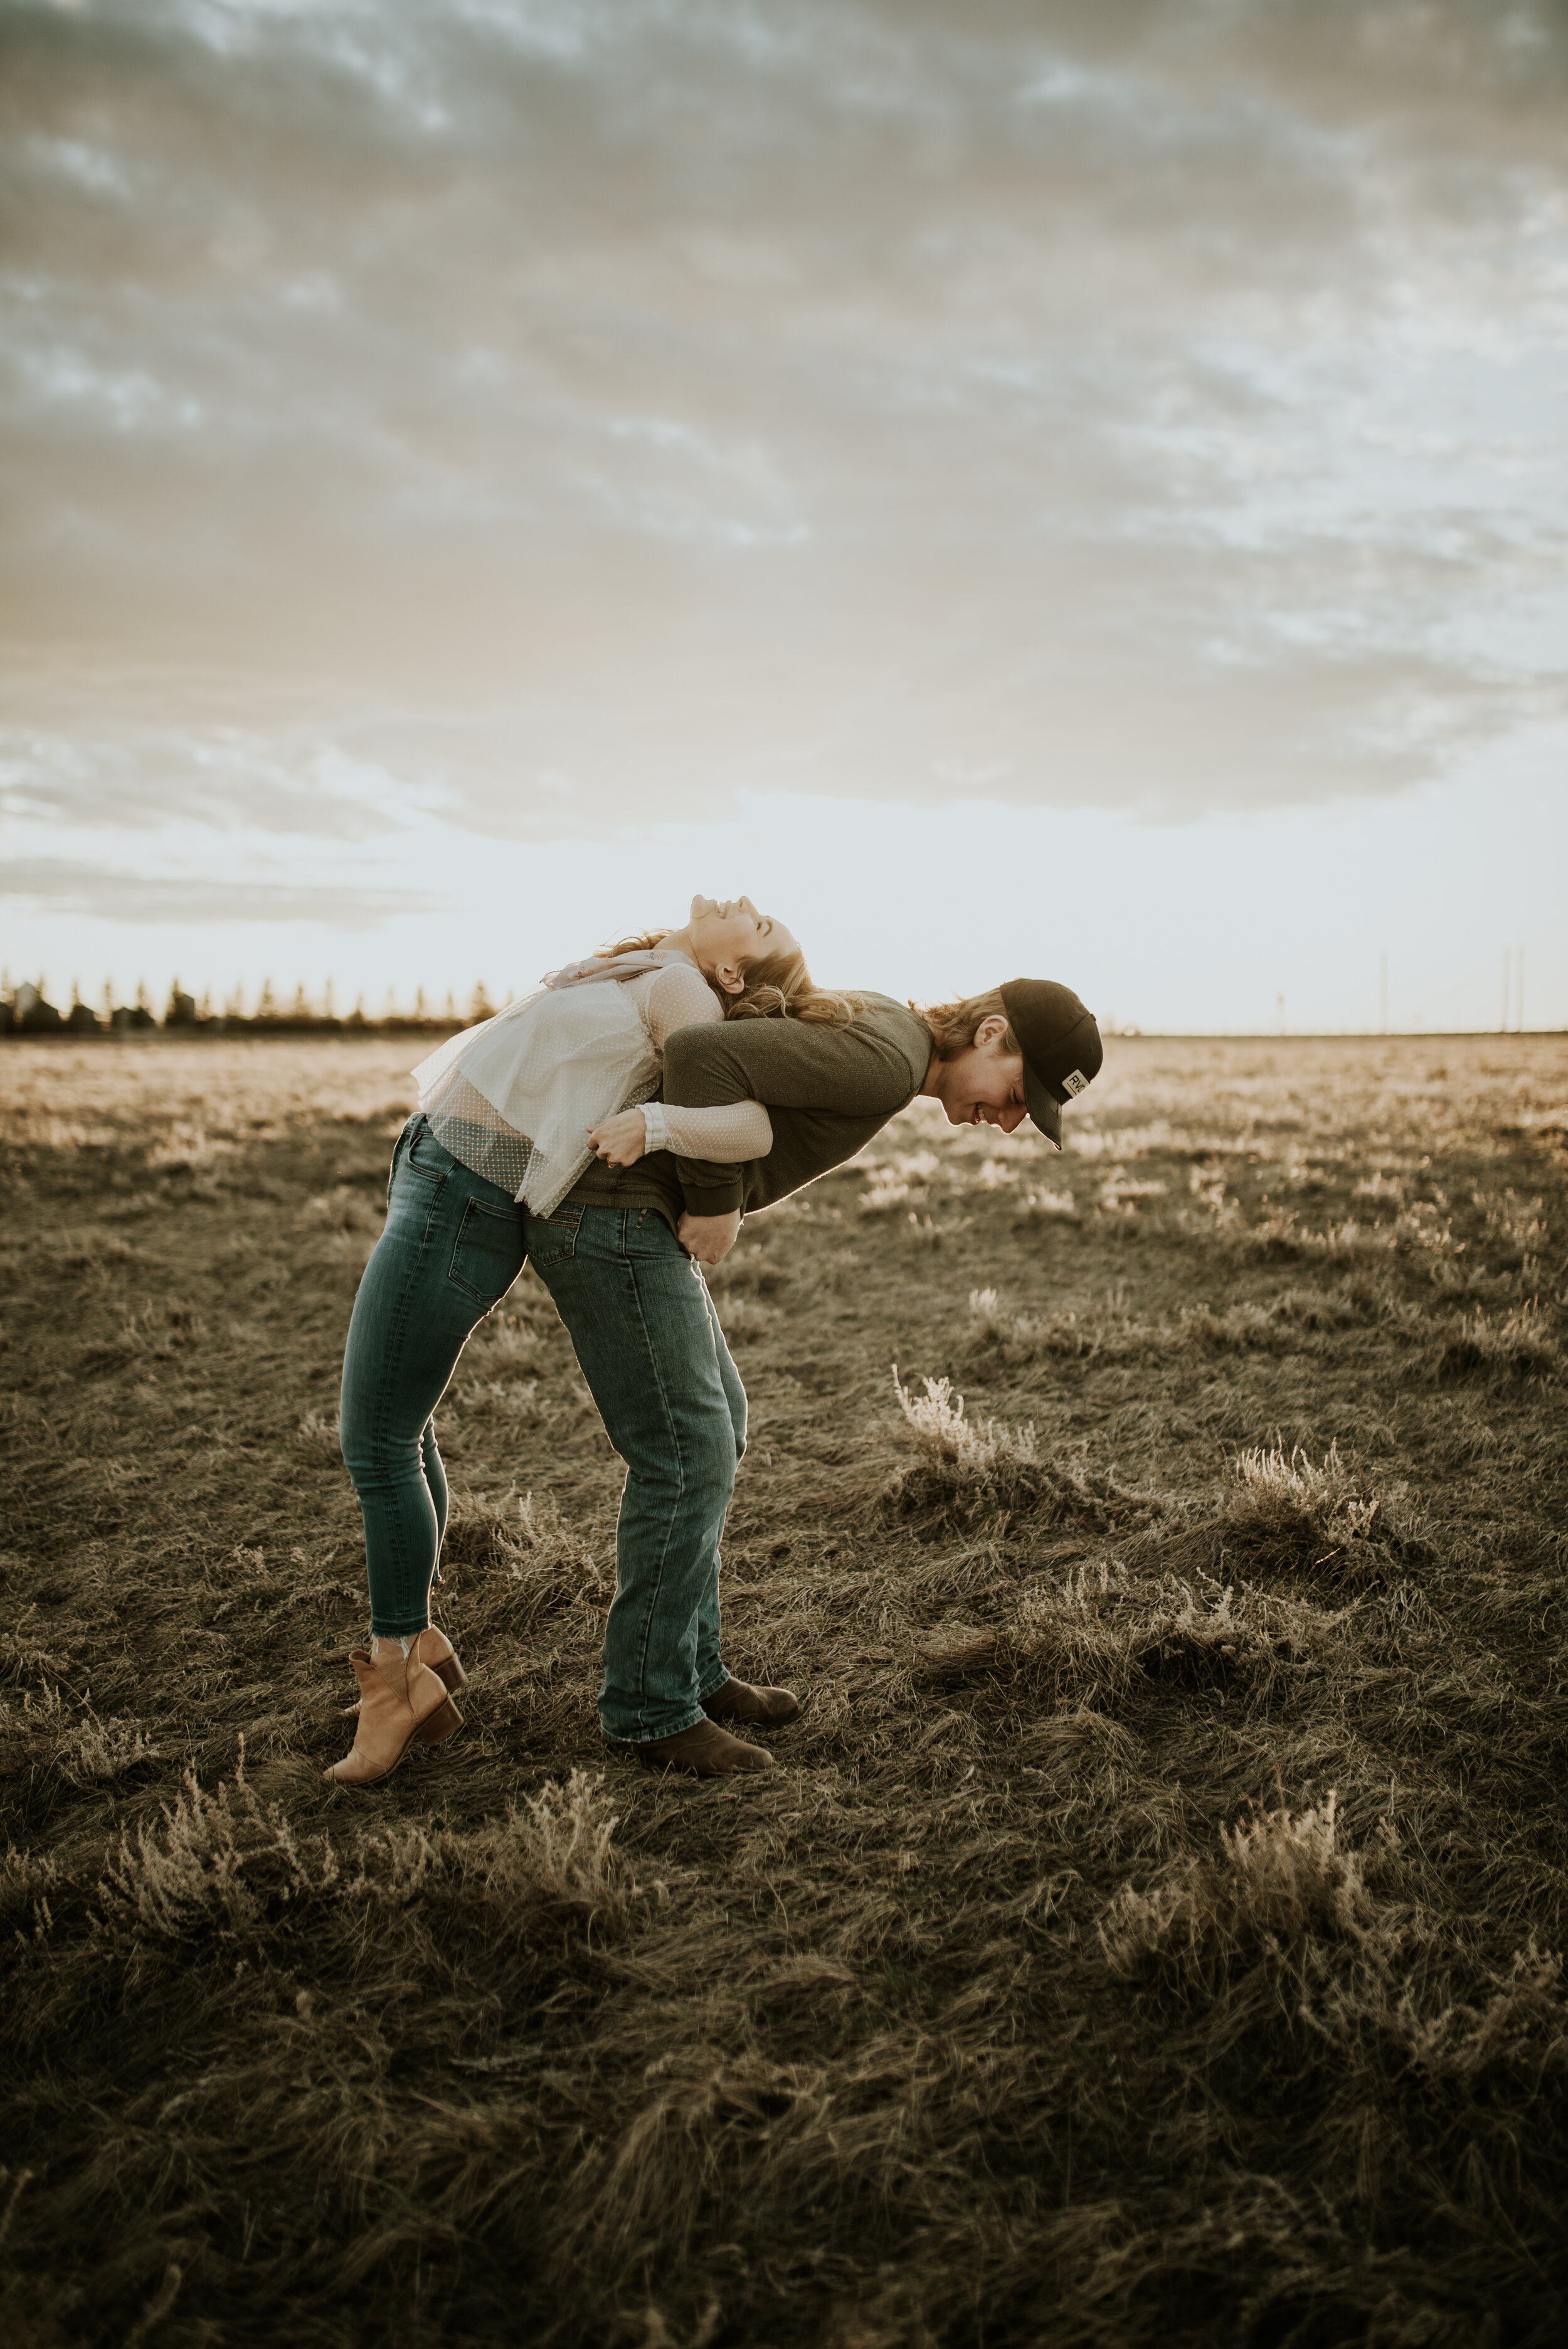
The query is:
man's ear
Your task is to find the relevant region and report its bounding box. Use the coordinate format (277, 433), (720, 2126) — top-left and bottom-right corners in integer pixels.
(972, 1013), (1010, 1049)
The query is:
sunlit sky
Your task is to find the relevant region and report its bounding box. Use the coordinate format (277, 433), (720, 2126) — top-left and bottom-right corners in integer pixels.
(3, 0), (1565, 1030)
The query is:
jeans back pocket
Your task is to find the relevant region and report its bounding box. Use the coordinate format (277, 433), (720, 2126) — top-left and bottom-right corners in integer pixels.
(526, 1200), (583, 1268)
(448, 1196), (525, 1307)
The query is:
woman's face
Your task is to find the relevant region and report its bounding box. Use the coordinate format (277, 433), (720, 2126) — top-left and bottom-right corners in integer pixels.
(687, 894), (799, 990)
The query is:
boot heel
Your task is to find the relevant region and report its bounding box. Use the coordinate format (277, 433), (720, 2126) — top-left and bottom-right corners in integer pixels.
(431, 1655), (467, 1694)
(418, 1695), (463, 1746)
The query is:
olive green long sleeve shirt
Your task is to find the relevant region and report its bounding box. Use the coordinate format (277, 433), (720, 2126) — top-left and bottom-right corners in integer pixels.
(561, 992), (932, 1230)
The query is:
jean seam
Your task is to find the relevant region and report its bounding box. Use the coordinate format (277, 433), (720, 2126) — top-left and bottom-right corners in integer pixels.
(620, 1226), (692, 1737)
(365, 1163), (443, 1634)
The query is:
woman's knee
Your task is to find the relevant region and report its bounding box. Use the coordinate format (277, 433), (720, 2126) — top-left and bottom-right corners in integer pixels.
(339, 1423), (430, 1496)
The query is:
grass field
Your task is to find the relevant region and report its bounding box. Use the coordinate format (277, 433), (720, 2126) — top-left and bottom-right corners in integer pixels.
(3, 1031), (1566, 2349)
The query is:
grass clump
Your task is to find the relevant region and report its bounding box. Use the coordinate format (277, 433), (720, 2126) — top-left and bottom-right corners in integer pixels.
(1158, 1441), (1434, 1588)
(997, 1561), (1346, 1710)
(494, 1769), (625, 1918)
(888, 1368), (1169, 1536)
(1434, 1305), (1559, 1381)
(1101, 1791), (1370, 1993)
(967, 1284), (1167, 1364)
(100, 1749), (337, 1941)
(55, 1705), (159, 1787)
(295, 1408), (341, 1462)
(892, 1367), (1039, 1477)
(1011, 1182), (1079, 1226)
(440, 1488), (608, 1640)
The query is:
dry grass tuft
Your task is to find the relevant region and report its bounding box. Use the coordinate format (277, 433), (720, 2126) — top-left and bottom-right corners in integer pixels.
(1148, 1441), (1435, 1588)
(295, 1408), (341, 1461)
(47, 1226), (140, 1270)
(711, 1291), (782, 1342)
(440, 1488), (609, 1643)
(893, 1367), (1039, 1475)
(887, 1367), (1168, 1536)
(54, 1705), (159, 1786)
(497, 1769), (625, 1916)
(1434, 1304), (1559, 1381)
(100, 1749), (337, 1940)
(1011, 1182), (1079, 1226)
(1101, 1792), (1369, 1991)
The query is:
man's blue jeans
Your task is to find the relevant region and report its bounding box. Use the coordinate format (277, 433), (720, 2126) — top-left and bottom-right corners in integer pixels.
(522, 1197), (744, 1743)
(341, 1116), (744, 1738)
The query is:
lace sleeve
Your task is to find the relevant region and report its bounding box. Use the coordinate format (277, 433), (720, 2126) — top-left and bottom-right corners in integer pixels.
(646, 1098), (773, 1160)
(644, 960), (724, 1053)
(638, 963), (771, 1160)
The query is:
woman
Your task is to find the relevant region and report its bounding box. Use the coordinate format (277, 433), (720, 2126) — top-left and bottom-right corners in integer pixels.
(326, 894), (834, 1785)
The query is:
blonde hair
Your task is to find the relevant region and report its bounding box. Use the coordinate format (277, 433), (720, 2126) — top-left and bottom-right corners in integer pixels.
(596, 926), (674, 957)
(726, 945), (861, 1029)
(595, 926), (861, 1030)
(916, 986), (1019, 1061)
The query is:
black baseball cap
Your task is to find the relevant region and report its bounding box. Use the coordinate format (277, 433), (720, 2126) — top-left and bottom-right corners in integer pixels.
(999, 979), (1103, 1150)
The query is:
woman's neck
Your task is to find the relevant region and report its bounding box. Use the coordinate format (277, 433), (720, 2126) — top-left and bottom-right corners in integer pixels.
(655, 928), (699, 965)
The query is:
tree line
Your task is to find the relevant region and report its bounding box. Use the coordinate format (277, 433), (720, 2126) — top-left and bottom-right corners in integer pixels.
(0, 978), (499, 1038)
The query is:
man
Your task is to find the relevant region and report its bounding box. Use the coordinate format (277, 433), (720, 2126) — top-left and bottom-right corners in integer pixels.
(518, 979), (1103, 1776)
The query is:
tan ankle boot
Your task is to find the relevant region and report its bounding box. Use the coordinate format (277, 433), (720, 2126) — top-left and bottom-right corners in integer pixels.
(415, 1625), (468, 1698)
(324, 1640), (461, 1786)
(623, 1719), (775, 1777)
(703, 1676), (800, 1727)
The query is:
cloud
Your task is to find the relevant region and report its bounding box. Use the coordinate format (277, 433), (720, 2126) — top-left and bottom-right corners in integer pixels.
(0, 853), (443, 928)
(0, 705), (419, 837)
(1, 0), (1565, 860)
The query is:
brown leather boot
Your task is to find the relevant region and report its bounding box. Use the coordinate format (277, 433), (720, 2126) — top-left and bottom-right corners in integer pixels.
(703, 1676), (801, 1727)
(415, 1625), (468, 1700)
(627, 1719), (775, 1776)
(324, 1640), (461, 1786)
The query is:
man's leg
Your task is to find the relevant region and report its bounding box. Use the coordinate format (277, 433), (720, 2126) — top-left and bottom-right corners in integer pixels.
(523, 1202), (740, 1744)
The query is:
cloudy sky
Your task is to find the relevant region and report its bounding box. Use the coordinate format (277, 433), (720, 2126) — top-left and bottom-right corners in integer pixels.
(3, 0), (1565, 1029)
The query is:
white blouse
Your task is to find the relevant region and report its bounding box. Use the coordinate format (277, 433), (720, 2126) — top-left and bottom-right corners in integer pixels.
(412, 958), (772, 1215)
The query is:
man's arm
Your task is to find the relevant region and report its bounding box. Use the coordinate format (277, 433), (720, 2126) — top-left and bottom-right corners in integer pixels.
(662, 1012), (919, 1216)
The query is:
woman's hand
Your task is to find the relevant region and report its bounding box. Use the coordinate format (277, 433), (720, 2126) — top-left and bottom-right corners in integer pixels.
(586, 1108), (648, 1167)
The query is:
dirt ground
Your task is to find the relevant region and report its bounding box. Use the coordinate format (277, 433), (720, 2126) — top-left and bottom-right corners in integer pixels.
(3, 1031), (1566, 2349)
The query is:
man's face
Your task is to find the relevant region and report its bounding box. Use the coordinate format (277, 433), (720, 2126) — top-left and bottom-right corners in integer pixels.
(928, 1019), (1029, 1131)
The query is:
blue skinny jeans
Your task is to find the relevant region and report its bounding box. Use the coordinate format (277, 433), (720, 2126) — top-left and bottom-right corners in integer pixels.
(339, 1115), (744, 1740)
(340, 1116), (527, 1636)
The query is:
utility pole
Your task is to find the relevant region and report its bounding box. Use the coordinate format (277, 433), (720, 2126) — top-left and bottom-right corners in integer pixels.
(1502, 948), (1511, 1032)
(1516, 945), (1525, 1034)
(1379, 950), (1387, 1034)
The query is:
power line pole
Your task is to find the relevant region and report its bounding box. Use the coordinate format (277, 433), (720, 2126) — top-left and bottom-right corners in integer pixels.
(1516, 945), (1525, 1034)
(1379, 949), (1387, 1034)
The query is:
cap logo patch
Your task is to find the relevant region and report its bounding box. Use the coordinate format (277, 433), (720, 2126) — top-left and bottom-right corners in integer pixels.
(1062, 1069), (1089, 1098)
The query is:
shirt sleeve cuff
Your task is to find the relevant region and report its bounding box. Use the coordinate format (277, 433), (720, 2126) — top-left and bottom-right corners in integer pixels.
(681, 1174), (744, 1216)
(640, 1101), (668, 1153)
